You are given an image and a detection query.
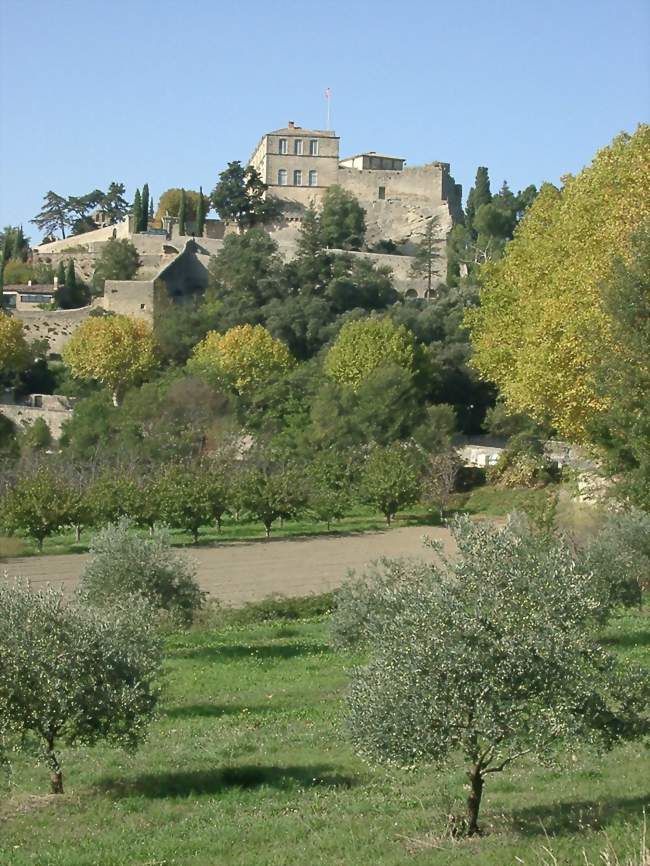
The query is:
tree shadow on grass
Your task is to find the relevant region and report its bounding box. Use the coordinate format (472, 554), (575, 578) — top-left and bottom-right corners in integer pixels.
(509, 794), (649, 837)
(98, 765), (358, 799)
(600, 628), (650, 649)
(163, 703), (277, 720)
(171, 643), (330, 662)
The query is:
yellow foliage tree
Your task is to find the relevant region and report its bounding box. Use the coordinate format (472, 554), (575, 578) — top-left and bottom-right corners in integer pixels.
(324, 317), (417, 391)
(0, 313), (29, 374)
(467, 125), (650, 440)
(62, 315), (157, 405)
(187, 324), (294, 393)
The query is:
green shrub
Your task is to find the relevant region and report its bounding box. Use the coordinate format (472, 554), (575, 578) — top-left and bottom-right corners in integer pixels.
(79, 518), (205, 624)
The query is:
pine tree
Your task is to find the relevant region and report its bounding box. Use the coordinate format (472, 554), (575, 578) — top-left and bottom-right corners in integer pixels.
(56, 260), (66, 287)
(178, 188), (187, 236)
(409, 217), (442, 295)
(132, 188), (142, 234)
(141, 184), (149, 232)
(465, 167), (492, 230)
(196, 187), (206, 237)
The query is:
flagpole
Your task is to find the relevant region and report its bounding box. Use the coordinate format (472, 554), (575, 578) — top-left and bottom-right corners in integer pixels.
(325, 87), (331, 130)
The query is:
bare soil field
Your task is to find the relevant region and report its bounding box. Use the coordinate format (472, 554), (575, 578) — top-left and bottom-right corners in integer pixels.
(2, 525), (453, 605)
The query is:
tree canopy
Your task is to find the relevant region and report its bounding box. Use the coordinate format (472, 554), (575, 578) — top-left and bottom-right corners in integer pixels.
(324, 317), (417, 391)
(0, 313), (30, 376)
(62, 314), (158, 405)
(320, 186), (366, 250)
(467, 126), (650, 440)
(210, 161), (279, 231)
(188, 324), (295, 394)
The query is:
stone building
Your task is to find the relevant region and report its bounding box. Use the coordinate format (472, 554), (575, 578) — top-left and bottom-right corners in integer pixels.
(249, 121), (462, 256)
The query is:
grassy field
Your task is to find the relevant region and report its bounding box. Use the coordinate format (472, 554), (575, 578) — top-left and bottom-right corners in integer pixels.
(0, 486), (553, 559)
(1, 599), (648, 866)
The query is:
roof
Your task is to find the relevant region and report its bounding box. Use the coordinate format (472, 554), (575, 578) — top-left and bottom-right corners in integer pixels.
(3, 284), (60, 294)
(340, 152), (405, 162)
(269, 127), (337, 137)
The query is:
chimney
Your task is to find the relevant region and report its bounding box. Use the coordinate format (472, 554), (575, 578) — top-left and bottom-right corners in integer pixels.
(288, 121), (295, 129)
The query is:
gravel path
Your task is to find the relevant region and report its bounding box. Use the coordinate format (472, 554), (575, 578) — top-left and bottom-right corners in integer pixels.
(1, 526), (452, 606)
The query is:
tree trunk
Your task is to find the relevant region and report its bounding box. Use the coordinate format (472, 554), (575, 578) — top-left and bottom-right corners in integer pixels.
(112, 391), (120, 407)
(192, 528), (199, 543)
(37, 537), (44, 552)
(265, 524), (271, 538)
(466, 764), (484, 836)
(75, 525), (81, 543)
(45, 735), (63, 795)
(216, 516), (222, 534)
(385, 512), (392, 526)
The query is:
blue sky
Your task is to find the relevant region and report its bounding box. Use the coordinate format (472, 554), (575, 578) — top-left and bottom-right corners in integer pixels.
(1, 0), (648, 241)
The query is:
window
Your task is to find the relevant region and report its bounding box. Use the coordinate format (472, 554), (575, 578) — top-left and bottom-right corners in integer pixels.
(308, 170), (318, 187)
(278, 138), (288, 154)
(278, 169), (288, 186)
(20, 293), (52, 304)
(309, 139), (318, 156)
(293, 170), (302, 186)
(378, 186), (386, 200)
(294, 139), (303, 155)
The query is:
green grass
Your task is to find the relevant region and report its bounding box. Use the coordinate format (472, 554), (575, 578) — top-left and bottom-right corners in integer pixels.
(449, 484), (554, 517)
(1, 603), (648, 866)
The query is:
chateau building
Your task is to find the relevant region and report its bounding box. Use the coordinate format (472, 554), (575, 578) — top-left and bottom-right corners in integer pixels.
(249, 121), (463, 251)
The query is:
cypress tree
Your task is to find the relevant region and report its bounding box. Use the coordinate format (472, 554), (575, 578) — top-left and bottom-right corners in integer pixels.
(141, 184), (150, 232)
(132, 188), (142, 234)
(178, 188), (187, 236)
(197, 186), (206, 237)
(65, 259), (76, 290)
(56, 260), (66, 287)
(465, 166), (492, 231)
(149, 193), (154, 220)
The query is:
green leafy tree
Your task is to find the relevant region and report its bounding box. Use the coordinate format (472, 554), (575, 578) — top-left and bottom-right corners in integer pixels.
(62, 314), (157, 405)
(588, 224), (650, 509)
(203, 459), (232, 532)
(239, 457), (306, 537)
(79, 518), (204, 623)
(92, 238), (140, 290)
(210, 161), (280, 231)
(2, 259), (34, 285)
(0, 467), (75, 551)
(467, 126), (650, 440)
(324, 317), (417, 391)
(20, 417), (52, 451)
(178, 188), (187, 236)
(409, 217), (442, 295)
(154, 188), (202, 225)
(307, 451), (353, 529)
(0, 313), (30, 376)
(320, 186), (366, 250)
(359, 444), (421, 524)
(157, 463), (212, 542)
(56, 259), (66, 287)
(140, 183), (150, 232)
(1, 226), (29, 264)
(188, 324), (294, 394)
(208, 227), (284, 310)
(334, 518), (650, 835)
(0, 581), (161, 793)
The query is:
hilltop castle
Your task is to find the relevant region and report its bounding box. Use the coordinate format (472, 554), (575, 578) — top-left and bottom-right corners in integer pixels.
(250, 121), (462, 253)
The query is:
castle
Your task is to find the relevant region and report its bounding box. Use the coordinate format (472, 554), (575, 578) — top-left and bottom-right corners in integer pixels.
(250, 121), (462, 253)
(24, 123), (462, 355)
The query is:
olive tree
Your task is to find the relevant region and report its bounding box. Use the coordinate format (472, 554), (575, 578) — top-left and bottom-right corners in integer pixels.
(333, 518), (650, 835)
(0, 581), (161, 793)
(79, 519), (204, 624)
